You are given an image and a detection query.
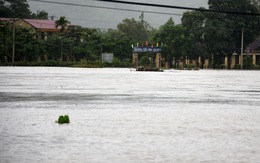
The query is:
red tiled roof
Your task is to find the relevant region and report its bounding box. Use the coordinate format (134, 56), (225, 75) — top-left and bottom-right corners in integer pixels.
(23, 19), (61, 30)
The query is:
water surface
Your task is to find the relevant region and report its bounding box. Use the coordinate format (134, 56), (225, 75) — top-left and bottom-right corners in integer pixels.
(0, 67), (260, 162)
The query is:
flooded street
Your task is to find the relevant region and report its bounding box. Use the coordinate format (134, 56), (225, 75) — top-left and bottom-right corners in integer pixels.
(0, 67), (260, 162)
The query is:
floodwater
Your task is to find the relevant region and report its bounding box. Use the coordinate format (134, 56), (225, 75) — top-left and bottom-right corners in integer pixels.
(0, 67), (260, 163)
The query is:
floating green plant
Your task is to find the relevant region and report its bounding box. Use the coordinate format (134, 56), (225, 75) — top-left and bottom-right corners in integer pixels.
(56, 115), (70, 124)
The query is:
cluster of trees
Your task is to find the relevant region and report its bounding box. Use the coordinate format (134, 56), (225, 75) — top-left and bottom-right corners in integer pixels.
(0, 0), (48, 19)
(154, 0), (260, 68)
(43, 24), (134, 63)
(0, 0), (134, 66)
(0, 0), (260, 68)
(0, 20), (134, 65)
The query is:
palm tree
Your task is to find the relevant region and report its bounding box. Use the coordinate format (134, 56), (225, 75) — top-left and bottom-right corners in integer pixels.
(55, 16), (70, 33)
(55, 16), (70, 61)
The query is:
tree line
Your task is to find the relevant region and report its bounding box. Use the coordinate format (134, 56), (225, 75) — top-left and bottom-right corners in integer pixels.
(0, 0), (260, 68)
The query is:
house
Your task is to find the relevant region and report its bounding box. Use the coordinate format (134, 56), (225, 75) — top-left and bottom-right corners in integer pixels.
(13, 18), (62, 39)
(0, 18), (67, 39)
(227, 37), (260, 68)
(248, 37), (260, 65)
(249, 37), (260, 52)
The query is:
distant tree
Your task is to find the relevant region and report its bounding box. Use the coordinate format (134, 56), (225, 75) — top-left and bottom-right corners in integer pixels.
(55, 16), (70, 61)
(117, 12), (152, 43)
(0, 0), (31, 18)
(0, 0), (11, 17)
(0, 0), (50, 19)
(62, 25), (86, 61)
(139, 56), (151, 66)
(44, 33), (61, 60)
(31, 10), (49, 20)
(5, 26), (44, 62)
(36, 10), (48, 19)
(107, 29), (133, 61)
(182, 9), (207, 60)
(98, 29), (133, 62)
(251, 0), (260, 11)
(153, 18), (174, 63)
(0, 20), (12, 61)
(117, 18), (145, 42)
(153, 18), (185, 67)
(205, 0), (260, 68)
(55, 16), (70, 33)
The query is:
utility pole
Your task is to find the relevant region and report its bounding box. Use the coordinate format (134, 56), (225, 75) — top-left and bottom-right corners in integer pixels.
(241, 28), (244, 69)
(12, 20), (15, 66)
(101, 39), (103, 55)
(60, 39), (63, 61)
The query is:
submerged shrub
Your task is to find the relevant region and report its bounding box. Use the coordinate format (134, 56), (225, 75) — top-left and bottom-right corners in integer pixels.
(234, 64), (241, 69)
(185, 64), (198, 70)
(57, 115), (70, 124)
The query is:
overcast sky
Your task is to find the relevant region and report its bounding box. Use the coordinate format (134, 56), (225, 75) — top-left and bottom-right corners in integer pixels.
(28, 0), (208, 29)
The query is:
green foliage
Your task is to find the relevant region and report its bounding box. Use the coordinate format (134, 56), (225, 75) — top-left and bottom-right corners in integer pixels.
(73, 60), (103, 68)
(44, 33), (61, 60)
(234, 64), (241, 69)
(255, 65), (260, 70)
(243, 56), (254, 69)
(220, 64), (226, 69)
(252, 0), (260, 11)
(103, 60), (130, 68)
(57, 115), (70, 124)
(0, 20), (12, 61)
(206, 0), (260, 57)
(2, 26), (44, 62)
(55, 16), (70, 33)
(182, 10), (207, 59)
(0, 0), (47, 19)
(185, 64), (198, 70)
(31, 10), (48, 19)
(117, 12), (152, 43)
(99, 29), (133, 62)
(0, 0), (31, 18)
(153, 18), (188, 67)
(136, 66), (163, 72)
(139, 56), (151, 66)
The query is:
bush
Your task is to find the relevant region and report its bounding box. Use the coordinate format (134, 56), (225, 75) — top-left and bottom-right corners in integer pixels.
(9, 60), (75, 67)
(243, 56), (254, 69)
(73, 60), (103, 68)
(139, 56), (151, 66)
(220, 64), (226, 69)
(56, 115), (70, 124)
(41, 60), (59, 66)
(234, 64), (241, 69)
(136, 66), (163, 72)
(254, 65), (260, 69)
(185, 64), (198, 70)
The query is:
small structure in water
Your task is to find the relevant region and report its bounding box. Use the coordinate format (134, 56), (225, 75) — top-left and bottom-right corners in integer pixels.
(136, 66), (163, 72)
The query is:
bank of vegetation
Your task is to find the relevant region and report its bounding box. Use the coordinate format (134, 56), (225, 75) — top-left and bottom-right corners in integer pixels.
(1, 0), (260, 69)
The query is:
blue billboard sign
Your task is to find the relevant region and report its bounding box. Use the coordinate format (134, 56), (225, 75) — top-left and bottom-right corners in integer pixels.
(133, 46), (162, 53)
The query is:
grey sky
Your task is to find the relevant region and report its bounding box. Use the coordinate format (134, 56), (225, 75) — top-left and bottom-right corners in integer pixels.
(28, 0), (209, 29)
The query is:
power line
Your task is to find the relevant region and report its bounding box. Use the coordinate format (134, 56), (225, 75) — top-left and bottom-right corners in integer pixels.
(70, 18), (161, 28)
(67, 17), (118, 23)
(28, 0), (182, 16)
(97, 0), (260, 16)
